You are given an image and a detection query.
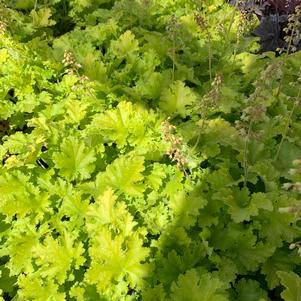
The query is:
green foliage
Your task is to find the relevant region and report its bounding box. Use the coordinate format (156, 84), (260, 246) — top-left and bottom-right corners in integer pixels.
(277, 271), (301, 301)
(53, 137), (96, 181)
(170, 269), (228, 301)
(0, 0), (301, 300)
(234, 279), (268, 301)
(159, 81), (197, 118)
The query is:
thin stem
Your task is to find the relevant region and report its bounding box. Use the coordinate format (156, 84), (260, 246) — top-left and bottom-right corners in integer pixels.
(172, 37), (175, 82)
(130, 0), (133, 30)
(273, 13), (299, 159)
(232, 40), (239, 64)
(274, 90), (300, 161)
(75, 69), (98, 102)
(223, 0), (239, 53)
(243, 120), (253, 187)
(207, 32), (212, 83)
(192, 118), (206, 152)
(276, 24), (296, 97)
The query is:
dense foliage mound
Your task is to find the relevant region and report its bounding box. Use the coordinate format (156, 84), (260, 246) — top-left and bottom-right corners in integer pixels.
(0, 0), (301, 300)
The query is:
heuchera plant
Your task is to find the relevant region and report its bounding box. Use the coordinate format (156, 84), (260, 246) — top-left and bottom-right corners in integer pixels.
(265, 0), (301, 14)
(230, 0), (301, 51)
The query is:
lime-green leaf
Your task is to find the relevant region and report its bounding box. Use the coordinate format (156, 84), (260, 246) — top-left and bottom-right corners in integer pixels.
(30, 8), (56, 28)
(159, 81), (197, 118)
(86, 228), (150, 293)
(170, 189), (207, 228)
(96, 154), (145, 196)
(146, 163), (167, 190)
(17, 274), (65, 301)
(0, 49), (9, 64)
(53, 137), (96, 181)
(109, 30), (139, 58)
(0, 171), (49, 219)
(0, 220), (44, 275)
(91, 101), (133, 147)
